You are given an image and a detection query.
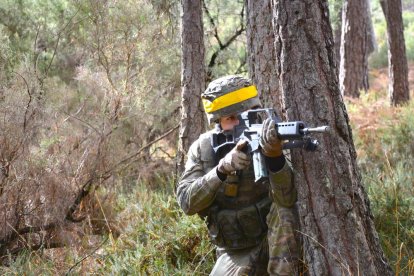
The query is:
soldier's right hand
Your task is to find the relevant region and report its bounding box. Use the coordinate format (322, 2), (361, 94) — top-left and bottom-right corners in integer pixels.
(217, 140), (251, 175)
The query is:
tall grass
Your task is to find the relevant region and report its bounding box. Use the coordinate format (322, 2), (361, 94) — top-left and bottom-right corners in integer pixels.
(350, 98), (414, 275)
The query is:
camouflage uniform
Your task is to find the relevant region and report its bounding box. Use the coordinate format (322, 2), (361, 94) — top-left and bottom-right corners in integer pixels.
(177, 127), (299, 275)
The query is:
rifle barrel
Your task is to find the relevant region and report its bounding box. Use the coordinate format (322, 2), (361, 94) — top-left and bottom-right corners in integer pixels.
(303, 126), (330, 134)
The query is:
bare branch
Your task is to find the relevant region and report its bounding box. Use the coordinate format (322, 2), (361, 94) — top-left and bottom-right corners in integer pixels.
(0, 222), (57, 255)
(66, 124), (179, 223)
(203, 1), (246, 80)
(112, 124), (179, 172)
(44, 10), (80, 77)
(12, 71), (32, 132)
(202, 0), (223, 47)
(63, 111), (102, 136)
(65, 235), (109, 275)
(235, 54), (247, 75)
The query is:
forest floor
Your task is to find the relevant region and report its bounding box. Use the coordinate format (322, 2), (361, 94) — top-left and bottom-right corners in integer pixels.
(347, 63), (414, 129)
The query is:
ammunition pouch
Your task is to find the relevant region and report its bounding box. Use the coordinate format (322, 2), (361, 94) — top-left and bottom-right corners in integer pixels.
(206, 196), (271, 249)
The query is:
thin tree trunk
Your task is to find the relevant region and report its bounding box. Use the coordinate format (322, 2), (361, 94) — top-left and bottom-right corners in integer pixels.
(270, 0), (392, 275)
(339, 0), (375, 98)
(380, 0), (410, 106)
(246, 0), (282, 117)
(178, 0), (206, 173)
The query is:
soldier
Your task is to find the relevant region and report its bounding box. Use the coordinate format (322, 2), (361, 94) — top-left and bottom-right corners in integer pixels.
(177, 75), (299, 275)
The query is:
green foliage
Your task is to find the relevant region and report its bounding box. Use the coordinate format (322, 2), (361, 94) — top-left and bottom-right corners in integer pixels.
(203, 0), (247, 79)
(327, 0), (414, 69)
(0, 251), (60, 276)
(328, 0), (343, 31)
(369, 1), (414, 68)
(0, 0), (181, 186)
(0, 0), (80, 78)
(404, 11), (414, 61)
(97, 180), (215, 275)
(369, 0), (387, 68)
(0, 0), (181, 271)
(351, 100), (414, 273)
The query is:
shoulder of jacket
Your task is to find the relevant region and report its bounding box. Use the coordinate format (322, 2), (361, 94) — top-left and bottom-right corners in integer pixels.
(198, 130), (214, 162)
(187, 130), (212, 154)
(199, 131), (212, 145)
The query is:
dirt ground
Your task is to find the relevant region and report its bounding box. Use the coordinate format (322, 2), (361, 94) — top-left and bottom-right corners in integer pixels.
(369, 63), (414, 95)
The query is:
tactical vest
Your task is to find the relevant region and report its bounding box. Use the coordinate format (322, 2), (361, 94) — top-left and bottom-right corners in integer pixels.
(198, 132), (271, 250)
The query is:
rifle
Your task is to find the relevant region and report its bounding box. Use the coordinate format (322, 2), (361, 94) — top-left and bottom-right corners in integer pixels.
(212, 108), (329, 182)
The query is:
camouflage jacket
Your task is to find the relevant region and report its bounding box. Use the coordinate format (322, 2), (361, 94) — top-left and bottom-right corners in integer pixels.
(177, 128), (297, 248)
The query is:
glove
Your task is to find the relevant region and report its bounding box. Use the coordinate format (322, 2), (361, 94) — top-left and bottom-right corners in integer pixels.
(217, 140), (251, 175)
(260, 118), (283, 157)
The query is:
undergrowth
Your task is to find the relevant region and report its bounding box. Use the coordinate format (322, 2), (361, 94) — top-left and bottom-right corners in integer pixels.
(349, 96), (414, 275)
(1, 99), (413, 275)
(96, 180), (215, 275)
(0, 177), (215, 275)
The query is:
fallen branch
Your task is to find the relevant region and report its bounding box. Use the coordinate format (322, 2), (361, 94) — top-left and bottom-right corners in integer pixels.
(65, 235), (109, 275)
(65, 124), (179, 221)
(0, 222), (57, 256)
(112, 124), (179, 172)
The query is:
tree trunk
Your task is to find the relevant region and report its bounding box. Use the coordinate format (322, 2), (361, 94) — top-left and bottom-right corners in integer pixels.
(270, 0), (392, 275)
(246, 0), (282, 117)
(178, 0), (206, 173)
(380, 0), (410, 106)
(339, 0), (375, 98)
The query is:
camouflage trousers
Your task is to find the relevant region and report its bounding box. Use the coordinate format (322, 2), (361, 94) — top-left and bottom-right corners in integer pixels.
(267, 204), (300, 275)
(210, 204), (299, 276)
(210, 239), (269, 276)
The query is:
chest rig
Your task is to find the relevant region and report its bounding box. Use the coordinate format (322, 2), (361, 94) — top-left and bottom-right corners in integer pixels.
(198, 131), (271, 250)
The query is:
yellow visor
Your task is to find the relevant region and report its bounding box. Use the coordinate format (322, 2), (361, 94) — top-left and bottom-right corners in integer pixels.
(202, 85), (258, 113)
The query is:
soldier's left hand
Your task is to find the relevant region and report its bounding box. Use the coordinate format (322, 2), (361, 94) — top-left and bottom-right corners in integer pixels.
(259, 118), (283, 157)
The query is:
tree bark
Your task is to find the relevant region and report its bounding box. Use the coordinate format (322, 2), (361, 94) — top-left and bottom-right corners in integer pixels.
(339, 0), (375, 98)
(178, 0), (207, 173)
(246, 0), (282, 116)
(380, 0), (410, 106)
(270, 0), (392, 275)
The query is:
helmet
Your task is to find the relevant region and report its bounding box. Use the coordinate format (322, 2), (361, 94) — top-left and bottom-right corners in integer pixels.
(201, 75), (261, 124)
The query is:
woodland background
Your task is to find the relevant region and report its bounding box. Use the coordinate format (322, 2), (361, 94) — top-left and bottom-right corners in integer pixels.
(0, 0), (413, 274)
